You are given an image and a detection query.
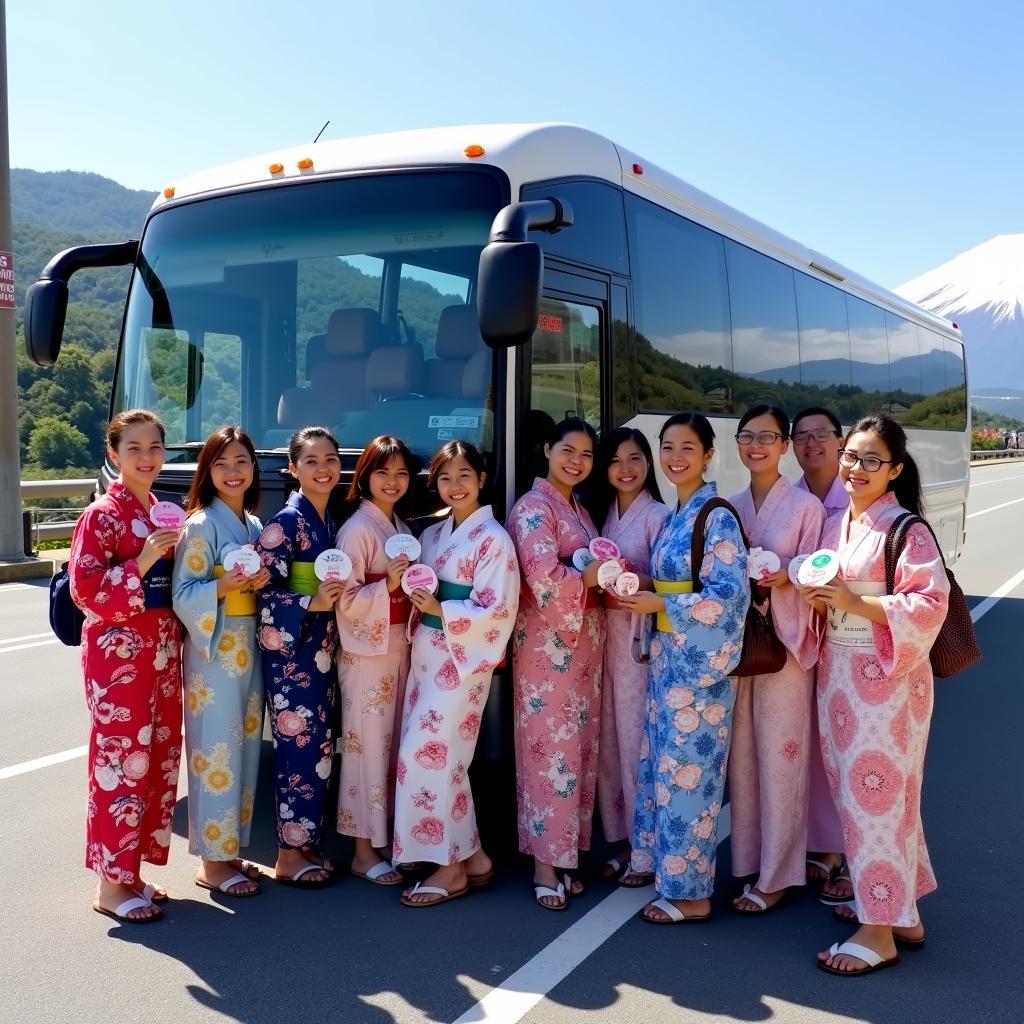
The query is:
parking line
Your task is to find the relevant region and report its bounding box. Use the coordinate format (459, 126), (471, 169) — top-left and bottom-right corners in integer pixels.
(970, 473), (1024, 488)
(966, 497), (1024, 520)
(0, 745), (88, 781)
(971, 566), (1024, 625)
(0, 638), (60, 655)
(0, 632), (54, 646)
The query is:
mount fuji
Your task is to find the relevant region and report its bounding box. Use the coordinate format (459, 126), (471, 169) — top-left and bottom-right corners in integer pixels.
(895, 234), (1024, 391)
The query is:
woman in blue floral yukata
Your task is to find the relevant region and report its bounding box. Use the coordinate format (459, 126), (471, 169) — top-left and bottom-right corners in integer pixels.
(617, 413), (750, 924)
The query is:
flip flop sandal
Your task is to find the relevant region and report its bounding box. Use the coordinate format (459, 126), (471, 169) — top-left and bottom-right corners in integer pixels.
(275, 863), (336, 889)
(92, 896), (163, 924)
(235, 859), (262, 881)
(819, 868), (855, 906)
(805, 857), (832, 884)
(830, 906), (925, 948)
(818, 940), (899, 976)
(467, 868), (495, 890)
(138, 882), (169, 905)
(352, 862), (405, 886)
(601, 854), (630, 880)
(195, 871), (261, 897)
(640, 897), (712, 925)
(562, 871), (585, 897)
(618, 869), (654, 888)
(400, 881), (470, 908)
(533, 881), (568, 911)
(732, 883), (789, 914)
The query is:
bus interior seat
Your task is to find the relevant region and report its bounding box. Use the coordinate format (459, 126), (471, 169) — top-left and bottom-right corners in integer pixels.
(424, 305), (484, 397)
(462, 350), (491, 404)
(366, 343), (425, 401)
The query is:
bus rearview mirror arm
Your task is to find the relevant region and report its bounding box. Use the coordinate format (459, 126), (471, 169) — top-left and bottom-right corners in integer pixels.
(477, 198), (574, 350)
(24, 240), (139, 366)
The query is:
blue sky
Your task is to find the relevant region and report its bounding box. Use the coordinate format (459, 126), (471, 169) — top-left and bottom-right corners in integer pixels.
(8, 0), (1021, 289)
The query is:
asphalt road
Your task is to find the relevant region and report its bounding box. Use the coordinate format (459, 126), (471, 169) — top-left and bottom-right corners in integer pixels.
(2, 464), (1023, 1024)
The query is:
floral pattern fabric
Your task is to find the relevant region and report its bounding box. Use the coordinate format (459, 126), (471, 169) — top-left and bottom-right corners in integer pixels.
(172, 498), (264, 860)
(510, 478), (605, 868)
(631, 482), (749, 899)
(69, 480), (182, 884)
(334, 500), (411, 846)
(255, 491), (338, 850)
(815, 493), (948, 927)
(393, 506), (519, 865)
(597, 491), (669, 842)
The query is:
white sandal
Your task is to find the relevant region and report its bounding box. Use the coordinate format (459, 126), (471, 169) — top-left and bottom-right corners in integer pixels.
(195, 871), (259, 897)
(400, 881), (470, 908)
(641, 897), (712, 924)
(533, 881), (568, 911)
(819, 940), (899, 976)
(92, 895), (163, 924)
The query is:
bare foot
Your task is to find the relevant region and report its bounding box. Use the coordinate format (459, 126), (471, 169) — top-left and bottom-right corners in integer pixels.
(533, 860), (583, 909)
(134, 877), (168, 902)
(197, 859), (260, 895)
(351, 837), (403, 884)
(642, 896), (711, 923)
(465, 848), (493, 879)
(402, 863), (468, 905)
(818, 924), (897, 973)
(95, 880), (161, 921)
(276, 847), (331, 884)
(602, 847), (631, 879)
(821, 860), (854, 902)
(832, 903), (925, 942)
(732, 884), (787, 913)
(806, 851), (842, 883)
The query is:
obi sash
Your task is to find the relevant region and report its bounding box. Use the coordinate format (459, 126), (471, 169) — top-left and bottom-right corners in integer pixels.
(285, 561), (319, 597)
(365, 571), (413, 624)
(826, 581), (886, 649)
(421, 580), (472, 630)
(142, 557), (173, 609)
(212, 566), (258, 616)
(653, 578), (693, 633)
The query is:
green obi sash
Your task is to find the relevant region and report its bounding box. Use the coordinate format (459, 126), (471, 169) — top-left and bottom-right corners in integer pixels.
(286, 561), (319, 597)
(421, 580), (473, 630)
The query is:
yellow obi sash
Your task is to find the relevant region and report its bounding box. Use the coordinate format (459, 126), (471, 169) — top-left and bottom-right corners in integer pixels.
(285, 561), (320, 597)
(212, 566), (258, 616)
(653, 578), (693, 633)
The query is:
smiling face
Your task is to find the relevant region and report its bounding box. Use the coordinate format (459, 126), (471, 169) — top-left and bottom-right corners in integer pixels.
(289, 436), (341, 497)
(607, 439), (649, 498)
(545, 431), (595, 491)
(435, 455), (484, 515)
(736, 412), (789, 476)
(660, 425), (710, 491)
(368, 455), (410, 513)
(109, 422), (165, 492)
(839, 429), (902, 506)
(210, 440), (255, 504)
(792, 413), (842, 476)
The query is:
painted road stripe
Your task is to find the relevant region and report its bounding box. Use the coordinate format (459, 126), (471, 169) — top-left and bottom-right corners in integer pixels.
(970, 473), (1024, 488)
(0, 582), (45, 594)
(0, 638), (60, 654)
(0, 745), (88, 781)
(966, 496), (1024, 520)
(0, 632), (53, 645)
(971, 566), (1024, 625)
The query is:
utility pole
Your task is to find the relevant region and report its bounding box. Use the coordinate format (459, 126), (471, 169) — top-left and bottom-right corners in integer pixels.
(0, 0), (25, 564)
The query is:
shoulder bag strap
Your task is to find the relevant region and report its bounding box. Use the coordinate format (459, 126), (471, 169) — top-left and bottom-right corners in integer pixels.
(689, 497), (748, 595)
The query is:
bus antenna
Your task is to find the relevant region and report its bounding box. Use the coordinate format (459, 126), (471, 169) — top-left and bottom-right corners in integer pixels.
(313, 121), (330, 144)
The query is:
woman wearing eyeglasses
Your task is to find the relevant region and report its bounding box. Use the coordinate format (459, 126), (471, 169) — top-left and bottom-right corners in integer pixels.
(801, 416), (948, 976)
(792, 407), (850, 904)
(726, 405), (825, 915)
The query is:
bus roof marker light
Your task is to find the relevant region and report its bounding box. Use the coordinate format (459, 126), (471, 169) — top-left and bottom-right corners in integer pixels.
(464, 145), (486, 158)
(632, 163), (644, 175)
(269, 162), (284, 175)
(297, 157), (314, 170)
(163, 187), (175, 198)
(809, 260), (845, 283)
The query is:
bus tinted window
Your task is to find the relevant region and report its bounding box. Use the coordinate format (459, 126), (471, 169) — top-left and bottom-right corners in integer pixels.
(886, 313), (923, 401)
(944, 337), (968, 430)
(794, 271), (851, 390)
(846, 295), (890, 418)
(625, 194), (733, 414)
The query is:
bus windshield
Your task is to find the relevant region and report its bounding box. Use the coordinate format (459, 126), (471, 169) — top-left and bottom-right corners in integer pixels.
(113, 169), (505, 462)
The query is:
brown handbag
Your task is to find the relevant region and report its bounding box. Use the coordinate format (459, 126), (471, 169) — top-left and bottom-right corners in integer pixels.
(884, 512), (982, 679)
(689, 497), (788, 678)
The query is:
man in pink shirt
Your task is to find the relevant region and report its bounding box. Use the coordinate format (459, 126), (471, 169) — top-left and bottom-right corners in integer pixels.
(792, 406), (852, 906)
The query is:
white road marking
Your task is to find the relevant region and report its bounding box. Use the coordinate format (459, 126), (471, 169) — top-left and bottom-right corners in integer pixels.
(0, 582), (45, 593)
(0, 638), (60, 654)
(966, 496), (1024, 520)
(451, 810), (731, 1024)
(0, 632), (53, 645)
(0, 745), (88, 781)
(970, 473), (1024, 488)
(971, 566), (1024, 625)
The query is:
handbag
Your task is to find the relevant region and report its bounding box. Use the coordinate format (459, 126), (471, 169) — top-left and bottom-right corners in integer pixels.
(49, 561), (85, 647)
(884, 512), (981, 679)
(689, 497), (788, 678)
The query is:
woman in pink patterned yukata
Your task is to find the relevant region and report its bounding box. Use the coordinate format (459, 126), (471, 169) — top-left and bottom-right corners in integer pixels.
(803, 416), (949, 977)
(510, 417), (606, 911)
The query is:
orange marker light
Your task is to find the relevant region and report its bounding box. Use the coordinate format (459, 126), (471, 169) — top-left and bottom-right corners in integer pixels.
(269, 162), (284, 174)
(632, 163), (644, 175)
(464, 145), (485, 158)
(163, 186), (175, 198)
(297, 157), (314, 170)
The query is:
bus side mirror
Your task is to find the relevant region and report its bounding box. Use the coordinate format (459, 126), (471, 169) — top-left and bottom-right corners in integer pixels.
(477, 198), (573, 350)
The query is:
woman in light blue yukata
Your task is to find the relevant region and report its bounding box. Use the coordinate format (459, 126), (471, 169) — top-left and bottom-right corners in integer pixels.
(617, 412), (750, 925)
(173, 426), (271, 897)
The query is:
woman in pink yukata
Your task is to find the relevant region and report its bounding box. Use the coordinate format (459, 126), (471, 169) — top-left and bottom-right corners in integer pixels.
(589, 427), (668, 887)
(334, 436), (417, 887)
(510, 417), (606, 911)
(802, 416), (949, 976)
(726, 405), (825, 913)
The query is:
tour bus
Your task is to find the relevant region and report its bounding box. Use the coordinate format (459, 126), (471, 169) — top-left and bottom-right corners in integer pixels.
(24, 122), (970, 766)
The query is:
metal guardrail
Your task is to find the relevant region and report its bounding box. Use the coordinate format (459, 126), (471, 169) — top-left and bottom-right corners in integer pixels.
(19, 479), (96, 552)
(971, 449), (1024, 462)
(20, 478), (97, 499)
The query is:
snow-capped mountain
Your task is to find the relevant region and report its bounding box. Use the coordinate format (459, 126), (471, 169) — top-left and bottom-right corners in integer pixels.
(895, 234), (1024, 390)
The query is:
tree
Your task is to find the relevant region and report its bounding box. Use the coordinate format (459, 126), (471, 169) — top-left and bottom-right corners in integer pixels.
(28, 417), (91, 470)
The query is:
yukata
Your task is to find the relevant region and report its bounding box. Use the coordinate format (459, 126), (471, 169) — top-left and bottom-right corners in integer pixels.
(334, 499), (412, 847)
(597, 491), (669, 843)
(814, 493), (948, 927)
(393, 506), (519, 865)
(631, 482), (749, 899)
(69, 481), (182, 884)
(255, 492), (339, 852)
(172, 498), (264, 862)
(726, 478), (824, 891)
(796, 471), (848, 853)
(510, 478), (605, 869)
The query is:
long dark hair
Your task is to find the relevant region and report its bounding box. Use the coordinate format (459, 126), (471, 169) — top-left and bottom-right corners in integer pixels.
(186, 426), (260, 515)
(589, 426), (663, 528)
(345, 435), (417, 521)
(659, 412), (715, 452)
(846, 415), (924, 517)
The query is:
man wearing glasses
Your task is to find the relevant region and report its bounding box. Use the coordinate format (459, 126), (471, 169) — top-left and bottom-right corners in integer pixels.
(791, 406), (851, 905)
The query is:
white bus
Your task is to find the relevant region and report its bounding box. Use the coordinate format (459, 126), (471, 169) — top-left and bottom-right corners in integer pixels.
(26, 122), (970, 563)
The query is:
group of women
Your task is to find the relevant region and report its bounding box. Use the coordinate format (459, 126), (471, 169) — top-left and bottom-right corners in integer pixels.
(70, 402), (948, 977)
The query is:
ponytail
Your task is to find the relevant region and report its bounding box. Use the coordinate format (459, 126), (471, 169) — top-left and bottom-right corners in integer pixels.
(891, 451), (924, 519)
(847, 415), (924, 518)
